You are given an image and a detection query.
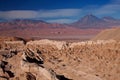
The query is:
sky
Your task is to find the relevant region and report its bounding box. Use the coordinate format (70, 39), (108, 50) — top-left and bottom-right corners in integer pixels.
(0, 0), (120, 23)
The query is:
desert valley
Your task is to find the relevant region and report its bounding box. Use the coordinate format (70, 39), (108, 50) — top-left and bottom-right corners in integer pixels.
(0, 14), (120, 41)
(0, 13), (120, 80)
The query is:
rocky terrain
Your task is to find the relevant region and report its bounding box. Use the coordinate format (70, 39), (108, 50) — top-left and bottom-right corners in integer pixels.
(0, 38), (119, 80)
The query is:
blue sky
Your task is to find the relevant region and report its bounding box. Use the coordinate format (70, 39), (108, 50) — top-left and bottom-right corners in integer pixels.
(0, 0), (120, 23)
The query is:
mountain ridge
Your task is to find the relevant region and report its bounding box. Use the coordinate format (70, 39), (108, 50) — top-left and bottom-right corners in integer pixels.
(0, 14), (120, 29)
(71, 14), (120, 28)
(0, 14), (120, 39)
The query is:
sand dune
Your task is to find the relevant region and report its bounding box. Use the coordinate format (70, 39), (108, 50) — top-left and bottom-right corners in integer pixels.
(92, 28), (120, 40)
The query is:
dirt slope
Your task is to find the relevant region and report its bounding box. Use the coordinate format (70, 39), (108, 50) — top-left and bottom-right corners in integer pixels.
(92, 28), (120, 40)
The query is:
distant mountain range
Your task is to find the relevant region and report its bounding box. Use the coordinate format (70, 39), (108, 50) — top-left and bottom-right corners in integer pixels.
(71, 14), (120, 29)
(0, 14), (120, 39)
(0, 14), (120, 30)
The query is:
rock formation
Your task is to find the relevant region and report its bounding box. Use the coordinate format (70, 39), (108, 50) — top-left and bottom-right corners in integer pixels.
(0, 39), (119, 80)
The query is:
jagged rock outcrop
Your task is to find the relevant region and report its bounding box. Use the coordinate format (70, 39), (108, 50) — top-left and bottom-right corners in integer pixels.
(22, 48), (44, 64)
(26, 39), (67, 50)
(0, 39), (119, 80)
(0, 60), (14, 79)
(26, 72), (36, 80)
(21, 47), (60, 80)
(69, 40), (116, 48)
(0, 41), (25, 51)
(0, 40), (60, 80)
